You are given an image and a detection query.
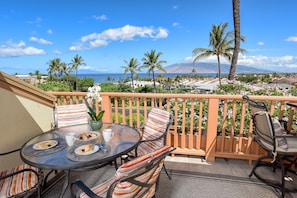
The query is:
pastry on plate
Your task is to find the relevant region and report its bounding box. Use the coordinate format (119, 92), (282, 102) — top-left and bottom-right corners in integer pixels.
(79, 132), (97, 140)
(81, 144), (94, 152)
(34, 140), (57, 150)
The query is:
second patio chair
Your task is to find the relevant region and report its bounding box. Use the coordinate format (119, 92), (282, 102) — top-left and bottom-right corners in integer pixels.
(72, 145), (173, 198)
(0, 149), (43, 198)
(243, 95), (297, 198)
(123, 108), (173, 178)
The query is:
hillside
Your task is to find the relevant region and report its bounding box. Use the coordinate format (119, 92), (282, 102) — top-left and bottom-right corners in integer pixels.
(163, 62), (274, 74)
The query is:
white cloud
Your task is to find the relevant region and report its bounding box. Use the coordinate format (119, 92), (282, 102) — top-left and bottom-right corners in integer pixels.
(257, 41), (264, 46)
(173, 5), (179, 10)
(70, 24), (168, 51)
(27, 17), (42, 25)
(52, 49), (62, 54)
(0, 40), (46, 57)
(47, 29), (53, 35)
(172, 22), (180, 28)
(29, 37), (53, 45)
(184, 54), (297, 71)
(237, 54), (297, 68)
(93, 14), (107, 20)
(285, 36), (297, 42)
(154, 27), (168, 38)
(89, 39), (108, 48)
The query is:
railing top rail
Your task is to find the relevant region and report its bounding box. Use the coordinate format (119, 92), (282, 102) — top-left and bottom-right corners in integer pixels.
(48, 92), (297, 102)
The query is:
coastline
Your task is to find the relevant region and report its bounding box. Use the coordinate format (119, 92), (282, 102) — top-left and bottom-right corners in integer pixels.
(77, 73), (218, 83)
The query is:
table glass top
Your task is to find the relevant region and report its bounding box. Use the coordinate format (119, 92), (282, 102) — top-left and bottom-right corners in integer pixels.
(20, 123), (140, 170)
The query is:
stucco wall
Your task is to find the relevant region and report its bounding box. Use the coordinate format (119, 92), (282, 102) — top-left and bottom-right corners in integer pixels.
(0, 88), (54, 171)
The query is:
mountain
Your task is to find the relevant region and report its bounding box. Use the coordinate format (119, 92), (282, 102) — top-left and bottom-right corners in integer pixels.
(163, 62), (274, 74)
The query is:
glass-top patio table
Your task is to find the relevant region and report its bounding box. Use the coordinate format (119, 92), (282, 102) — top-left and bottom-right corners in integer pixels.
(20, 123), (141, 198)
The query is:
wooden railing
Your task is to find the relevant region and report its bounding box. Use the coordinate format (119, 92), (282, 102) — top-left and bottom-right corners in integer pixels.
(49, 92), (297, 164)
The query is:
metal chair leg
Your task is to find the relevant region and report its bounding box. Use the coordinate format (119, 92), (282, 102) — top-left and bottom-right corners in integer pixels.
(162, 164), (172, 180)
(249, 155), (273, 177)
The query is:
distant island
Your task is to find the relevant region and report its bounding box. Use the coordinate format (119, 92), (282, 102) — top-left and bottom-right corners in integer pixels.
(162, 62), (274, 74)
(78, 62), (275, 75)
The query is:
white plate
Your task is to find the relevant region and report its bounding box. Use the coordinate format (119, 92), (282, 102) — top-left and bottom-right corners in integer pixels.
(77, 132), (100, 141)
(33, 140), (58, 150)
(74, 144), (99, 156)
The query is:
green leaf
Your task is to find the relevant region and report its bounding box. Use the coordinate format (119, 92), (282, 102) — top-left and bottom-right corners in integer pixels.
(87, 106), (105, 121)
(96, 110), (105, 120)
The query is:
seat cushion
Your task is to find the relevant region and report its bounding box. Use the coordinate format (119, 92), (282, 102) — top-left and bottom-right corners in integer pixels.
(0, 164), (39, 197)
(56, 104), (89, 128)
(272, 118), (288, 150)
(135, 141), (162, 157)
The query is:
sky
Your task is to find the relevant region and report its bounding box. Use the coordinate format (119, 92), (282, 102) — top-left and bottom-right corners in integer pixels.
(1, 0), (297, 75)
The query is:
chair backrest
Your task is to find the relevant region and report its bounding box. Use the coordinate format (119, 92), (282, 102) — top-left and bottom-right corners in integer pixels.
(243, 95), (276, 151)
(54, 103), (89, 128)
(142, 108), (173, 147)
(107, 145), (172, 198)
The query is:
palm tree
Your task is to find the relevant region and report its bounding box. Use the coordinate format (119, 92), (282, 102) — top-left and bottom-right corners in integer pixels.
(34, 70), (41, 84)
(47, 58), (62, 81)
(192, 22), (245, 85)
(70, 54), (86, 91)
(60, 62), (71, 85)
(229, 0), (241, 80)
(121, 58), (141, 90)
(141, 49), (167, 92)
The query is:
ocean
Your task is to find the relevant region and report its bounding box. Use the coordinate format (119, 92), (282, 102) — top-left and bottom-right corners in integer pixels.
(77, 73), (217, 84)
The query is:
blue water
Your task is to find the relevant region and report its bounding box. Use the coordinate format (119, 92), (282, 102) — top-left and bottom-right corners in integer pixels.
(78, 73), (217, 83)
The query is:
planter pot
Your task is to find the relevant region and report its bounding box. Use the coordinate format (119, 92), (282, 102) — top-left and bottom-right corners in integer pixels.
(90, 120), (103, 131)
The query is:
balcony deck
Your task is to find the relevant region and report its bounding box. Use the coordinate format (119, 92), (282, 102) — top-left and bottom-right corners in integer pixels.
(42, 155), (297, 198)
(2, 73), (297, 197)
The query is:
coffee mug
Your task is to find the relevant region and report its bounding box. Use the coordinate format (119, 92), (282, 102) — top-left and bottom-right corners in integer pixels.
(65, 132), (76, 146)
(103, 128), (114, 142)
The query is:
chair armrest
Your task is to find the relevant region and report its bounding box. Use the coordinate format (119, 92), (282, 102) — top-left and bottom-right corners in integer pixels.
(134, 135), (166, 157)
(0, 148), (20, 156)
(279, 117), (290, 133)
(71, 180), (102, 198)
(276, 134), (297, 138)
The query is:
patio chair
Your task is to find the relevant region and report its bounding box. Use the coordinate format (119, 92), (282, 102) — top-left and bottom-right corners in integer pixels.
(0, 149), (43, 198)
(53, 103), (89, 129)
(123, 108), (173, 179)
(71, 145), (173, 198)
(243, 95), (297, 197)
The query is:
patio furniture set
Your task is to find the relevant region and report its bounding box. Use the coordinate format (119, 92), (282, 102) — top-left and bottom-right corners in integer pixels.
(0, 105), (174, 198)
(2, 97), (297, 197)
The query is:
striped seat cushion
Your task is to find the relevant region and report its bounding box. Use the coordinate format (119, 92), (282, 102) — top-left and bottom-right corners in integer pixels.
(135, 141), (161, 157)
(141, 108), (171, 149)
(0, 164), (40, 198)
(80, 146), (171, 198)
(56, 104), (89, 128)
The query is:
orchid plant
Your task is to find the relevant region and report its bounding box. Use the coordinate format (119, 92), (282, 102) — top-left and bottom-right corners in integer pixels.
(85, 85), (105, 121)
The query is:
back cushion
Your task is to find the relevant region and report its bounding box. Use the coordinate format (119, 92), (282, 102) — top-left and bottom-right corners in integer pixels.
(272, 117), (288, 150)
(142, 108), (171, 147)
(56, 104), (89, 128)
